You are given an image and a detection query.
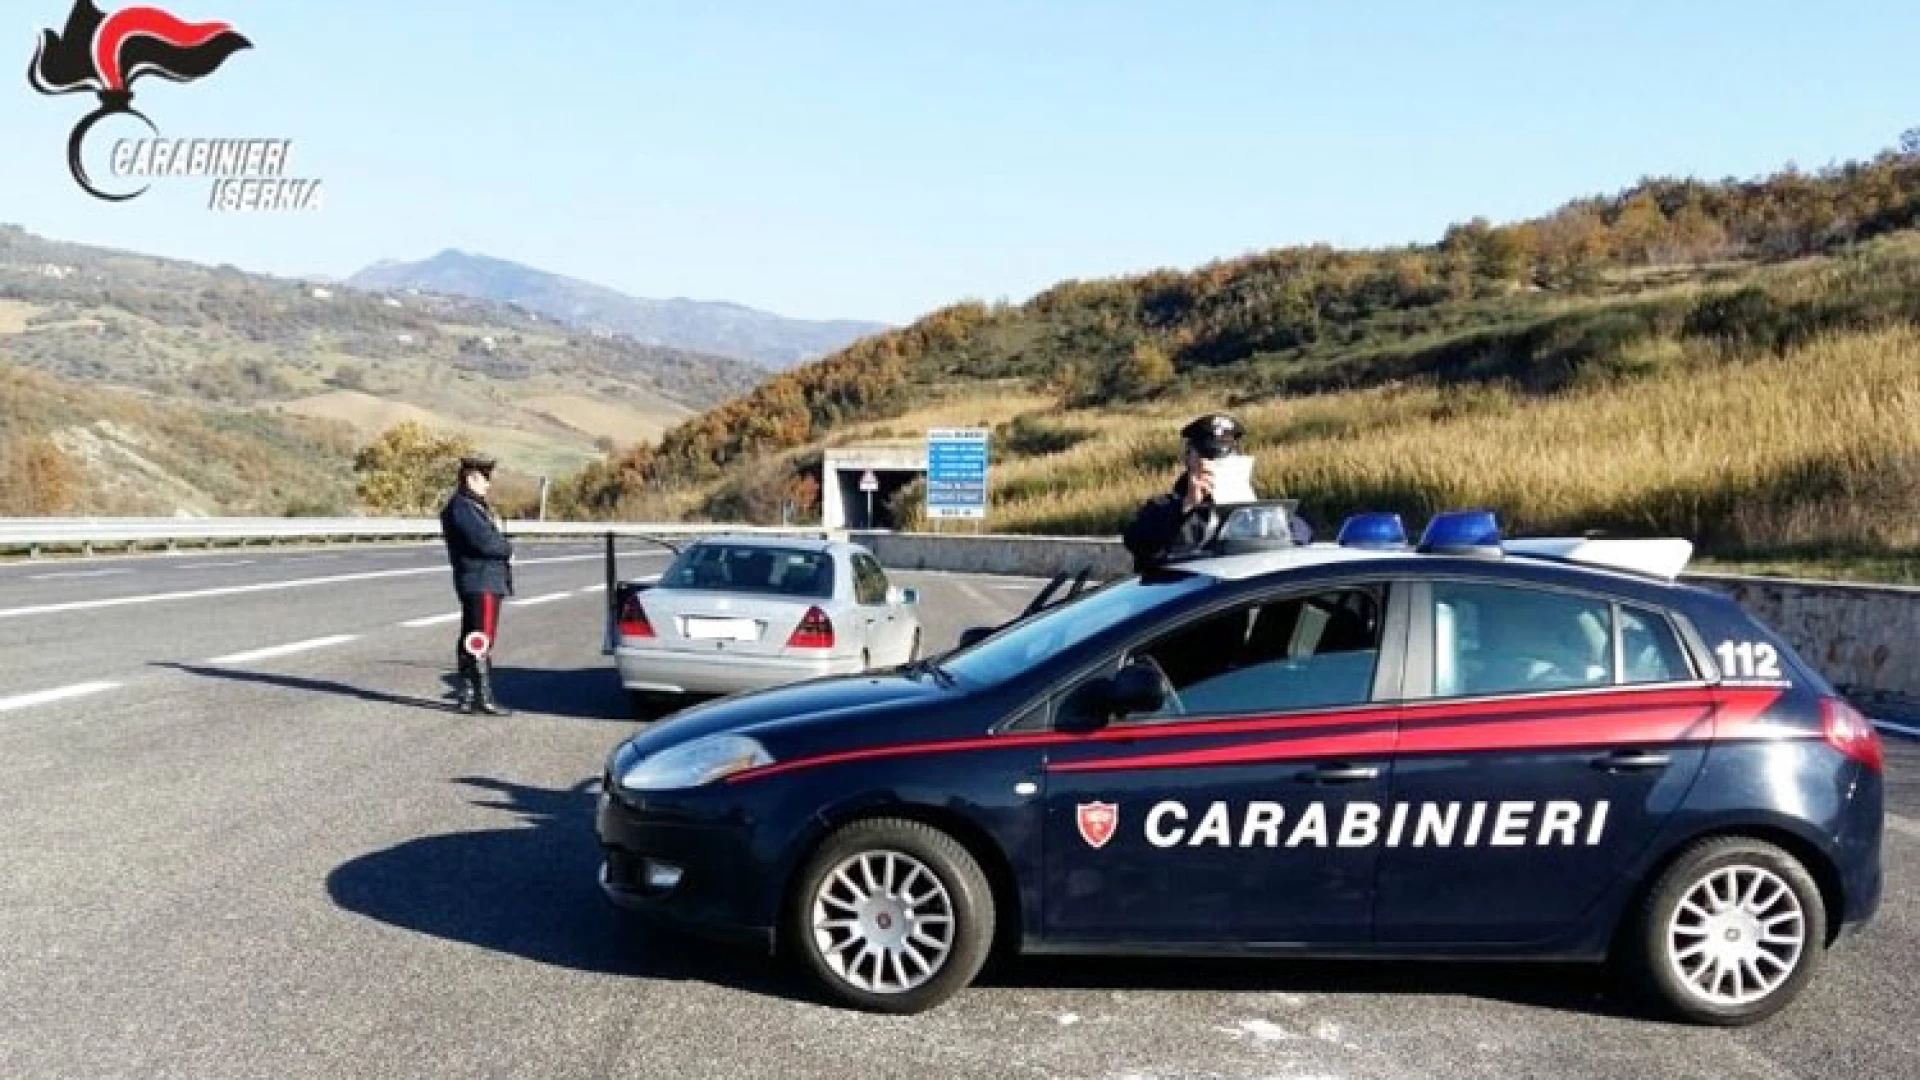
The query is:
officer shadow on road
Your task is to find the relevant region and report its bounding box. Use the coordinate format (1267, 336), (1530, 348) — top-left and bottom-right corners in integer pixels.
(323, 775), (811, 1002)
(155, 662), (633, 722)
(159, 663), (456, 713)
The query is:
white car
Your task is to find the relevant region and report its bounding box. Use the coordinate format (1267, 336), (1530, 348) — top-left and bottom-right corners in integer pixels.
(609, 537), (922, 716)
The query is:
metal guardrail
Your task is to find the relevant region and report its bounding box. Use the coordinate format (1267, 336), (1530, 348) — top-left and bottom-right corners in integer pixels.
(0, 517), (836, 553)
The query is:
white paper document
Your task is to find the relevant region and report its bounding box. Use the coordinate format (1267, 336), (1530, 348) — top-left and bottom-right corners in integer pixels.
(1209, 454), (1258, 504)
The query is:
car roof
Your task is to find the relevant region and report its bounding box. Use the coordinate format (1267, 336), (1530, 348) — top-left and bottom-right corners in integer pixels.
(1173, 540), (1697, 595)
(687, 534), (837, 555)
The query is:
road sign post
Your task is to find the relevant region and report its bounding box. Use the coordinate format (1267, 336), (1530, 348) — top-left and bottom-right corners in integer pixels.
(859, 470), (879, 528)
(926, 428), (989, 526)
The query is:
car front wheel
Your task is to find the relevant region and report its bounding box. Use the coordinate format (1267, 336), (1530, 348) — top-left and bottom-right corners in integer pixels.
(788, 818), (995, 1014)
(1629, 836), (1827, 1025)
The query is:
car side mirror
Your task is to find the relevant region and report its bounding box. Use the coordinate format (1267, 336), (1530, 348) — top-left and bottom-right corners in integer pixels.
(956, 625), (992, 650)
(891, 586), (919, 606)
(1105, 661), (1167, 718)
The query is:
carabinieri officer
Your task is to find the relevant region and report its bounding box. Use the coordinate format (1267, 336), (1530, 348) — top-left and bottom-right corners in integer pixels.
(439, 454), (514, 715)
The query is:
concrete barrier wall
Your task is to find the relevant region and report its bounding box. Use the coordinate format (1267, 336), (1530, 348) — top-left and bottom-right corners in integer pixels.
(851, 531), (1136, 580)
(1684, 574), (1920, 718)
(851, 531), (1918, 719)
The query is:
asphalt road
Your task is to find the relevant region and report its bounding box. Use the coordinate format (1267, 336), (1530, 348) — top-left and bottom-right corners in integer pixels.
(0, 544), (1914, 1080)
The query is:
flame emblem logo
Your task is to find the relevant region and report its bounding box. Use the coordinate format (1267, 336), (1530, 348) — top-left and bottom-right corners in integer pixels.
(29, 1), (251, 201)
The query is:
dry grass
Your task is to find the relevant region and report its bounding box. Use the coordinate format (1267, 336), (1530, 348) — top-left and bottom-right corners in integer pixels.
(979, 326), (1920, 558)
(522, 393), (689, 444)
(0, 300), (36, 336)
(830, 388), (1056, 446)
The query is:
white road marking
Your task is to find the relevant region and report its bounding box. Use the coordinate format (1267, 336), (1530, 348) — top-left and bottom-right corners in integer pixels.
(950, 579), (993, 607)
(1216, 1019), (1299, 1043)
(174, 560), (255, 569)
(0, 553), (604, 621)
(1873, 719), (1920, 739)
(1888, 814), (1920, 842)
(400, 612), (462, 628)
(0, 680), (121, 714)
(27, 569), (132, 581)
(509, 591), (574, 607)
(990, 583), (1039, 591)
(206, 634), (359, 666)
(580, 583), (608, 594)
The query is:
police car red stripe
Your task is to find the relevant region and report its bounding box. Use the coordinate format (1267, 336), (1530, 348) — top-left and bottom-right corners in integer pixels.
(728, 687), (1790, 783)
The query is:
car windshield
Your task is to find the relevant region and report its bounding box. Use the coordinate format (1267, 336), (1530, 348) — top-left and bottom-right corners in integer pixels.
(660, 544), (835, 599)
(943, 571), (1214, 686)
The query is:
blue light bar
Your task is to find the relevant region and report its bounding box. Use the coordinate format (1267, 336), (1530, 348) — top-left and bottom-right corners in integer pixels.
(1336, 512), (1408, 549)
(1418, 509), (1503, 556)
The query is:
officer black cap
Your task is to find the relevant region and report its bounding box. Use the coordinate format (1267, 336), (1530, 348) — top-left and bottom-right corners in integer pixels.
(1180, 413), (1244, 460)
(458, 455), (498, 476)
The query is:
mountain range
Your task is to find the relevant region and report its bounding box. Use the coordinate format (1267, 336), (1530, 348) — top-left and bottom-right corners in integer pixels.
(347, 250), (888, 369)
(0, 224), (765, 515)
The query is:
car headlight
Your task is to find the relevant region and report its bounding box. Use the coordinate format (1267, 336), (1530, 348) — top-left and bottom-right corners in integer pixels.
(618, 734), (773, 791)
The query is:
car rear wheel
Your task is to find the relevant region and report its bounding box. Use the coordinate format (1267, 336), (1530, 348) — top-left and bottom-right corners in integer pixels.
(1628, 836), (1827, 1026)
(788, 818), (995, 1014)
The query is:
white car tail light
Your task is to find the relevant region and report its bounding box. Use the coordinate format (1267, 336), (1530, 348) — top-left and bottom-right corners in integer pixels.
(787, 606), (834, 650)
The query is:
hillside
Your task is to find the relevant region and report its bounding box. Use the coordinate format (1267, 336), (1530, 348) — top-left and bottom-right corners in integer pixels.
(0, 362), (357, 516)
(559, 145), (1920, 573)
(0, 225), (769, 511)
(348, 250), (888, 369)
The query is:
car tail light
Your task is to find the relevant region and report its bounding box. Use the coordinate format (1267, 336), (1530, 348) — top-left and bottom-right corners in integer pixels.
(787, 606), (834, 650)
(618, 594), (654, 639)
(1821, 697), (1883, 773)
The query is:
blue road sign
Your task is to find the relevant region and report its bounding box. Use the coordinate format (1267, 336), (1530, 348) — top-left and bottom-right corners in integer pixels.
(926, 428), (989, 520)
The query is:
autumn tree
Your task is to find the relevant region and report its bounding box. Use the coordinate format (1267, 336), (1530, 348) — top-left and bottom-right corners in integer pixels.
(0, 436), (81, 515)
(1107, 340), (1176, 400)
(352, 421), (476, 515)
(1611, 191), (1670, 264)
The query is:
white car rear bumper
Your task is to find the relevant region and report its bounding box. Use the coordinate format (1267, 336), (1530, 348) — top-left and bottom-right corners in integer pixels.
(614, 644), (864, 695)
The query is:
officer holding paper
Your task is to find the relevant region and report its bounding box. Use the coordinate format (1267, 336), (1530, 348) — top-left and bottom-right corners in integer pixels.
(1122, 413), (1308, 571)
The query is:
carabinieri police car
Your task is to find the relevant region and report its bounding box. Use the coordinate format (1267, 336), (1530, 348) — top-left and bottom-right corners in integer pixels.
(596, 507), (1884, 1024)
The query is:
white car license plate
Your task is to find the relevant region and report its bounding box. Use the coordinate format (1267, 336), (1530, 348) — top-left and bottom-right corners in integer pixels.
(684, 617), (758, 641)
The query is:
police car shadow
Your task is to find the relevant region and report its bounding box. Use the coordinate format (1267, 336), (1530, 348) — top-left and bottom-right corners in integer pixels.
(322, 775), (811, 1003)
(979, 954), (1632, 1017)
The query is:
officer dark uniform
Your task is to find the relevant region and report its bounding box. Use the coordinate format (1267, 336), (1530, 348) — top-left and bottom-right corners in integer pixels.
(440, 455), (514, 715)
(1122, 413), (1310, 572)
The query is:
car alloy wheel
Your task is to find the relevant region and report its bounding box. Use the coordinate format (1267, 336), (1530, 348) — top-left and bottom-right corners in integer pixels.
(1665, 865), (1805, 1007)
(1629, 836), (1826, 1025)
(788, 818), (995, 1013)
(810, 850), (956, 994)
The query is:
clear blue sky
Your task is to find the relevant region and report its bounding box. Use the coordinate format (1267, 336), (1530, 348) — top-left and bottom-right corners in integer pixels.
(3, 0), (1913, 324)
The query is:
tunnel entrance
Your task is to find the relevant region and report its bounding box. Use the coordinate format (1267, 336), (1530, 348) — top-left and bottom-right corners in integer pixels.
(821, 446), (929, 530)
(834, 468), (920, 530)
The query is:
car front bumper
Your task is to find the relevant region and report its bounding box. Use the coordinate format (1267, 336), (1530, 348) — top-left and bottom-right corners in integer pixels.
(595, 782), (783, 952)
(613, 644), (863, 695)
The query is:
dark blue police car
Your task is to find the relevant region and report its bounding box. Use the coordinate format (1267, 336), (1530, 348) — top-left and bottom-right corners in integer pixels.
(596, 508), (1884, 1024)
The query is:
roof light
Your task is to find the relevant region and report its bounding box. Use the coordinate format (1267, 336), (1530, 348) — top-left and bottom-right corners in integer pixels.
(1418, 510), (1503, 557)
(1213, 501), (1302, 556)
(1336, 512), (1408, 549)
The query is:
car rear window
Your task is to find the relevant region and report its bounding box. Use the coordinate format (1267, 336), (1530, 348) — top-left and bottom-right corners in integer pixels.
(661, 545), (834, 599)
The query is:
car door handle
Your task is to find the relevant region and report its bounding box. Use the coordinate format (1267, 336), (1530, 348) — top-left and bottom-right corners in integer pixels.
(1296, 763), (1380, 784)
(1591, 750), (1672, 772)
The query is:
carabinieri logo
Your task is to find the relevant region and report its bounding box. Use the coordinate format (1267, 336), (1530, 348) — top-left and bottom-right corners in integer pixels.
(29, 1), (323, 210)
